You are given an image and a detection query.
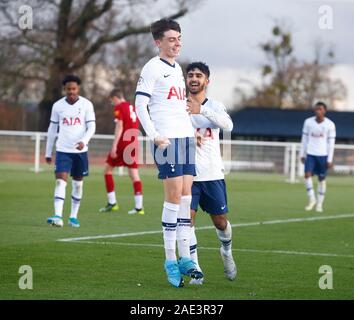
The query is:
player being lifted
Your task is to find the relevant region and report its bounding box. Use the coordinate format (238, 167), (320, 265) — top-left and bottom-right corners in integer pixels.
(45, 75), (96, 227)
(99, 89), (144, 215)
(135, 19), (203, 287)
(186, 62), (237, 284)
(300, 102), (336, 212)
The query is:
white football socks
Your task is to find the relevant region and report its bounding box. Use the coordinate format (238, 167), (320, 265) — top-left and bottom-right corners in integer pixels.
(216, 220), (232, 255)
(176, 195), (192, 259)
(54, 179), (67, 218)
(305, 177), (316, 201)
(190, 225), (199, 266)
(107, 191), (117, 205)
(162, 201), (179, 261)
(70, 180), (83, 219)
(317, 180), (327, 206)
(134, 195), (143, 210)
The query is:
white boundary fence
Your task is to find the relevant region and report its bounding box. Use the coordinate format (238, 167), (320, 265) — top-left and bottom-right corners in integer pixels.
(1, 130), (354, 183)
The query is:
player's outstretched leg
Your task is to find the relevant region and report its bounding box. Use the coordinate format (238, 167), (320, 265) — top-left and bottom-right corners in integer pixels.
(316, 179), (326, 212)
(47, 178), (66, 227)
(162, 201), (184, 288)
(99, 173), (119, 212)
(176, 195), (204, 280)
(214, 218), (237, 281)
(304, 176), (316, 211)
(68, 179), (83, 227)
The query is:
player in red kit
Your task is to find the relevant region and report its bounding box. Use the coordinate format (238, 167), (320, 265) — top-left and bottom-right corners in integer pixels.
(99, 88), (144, 215)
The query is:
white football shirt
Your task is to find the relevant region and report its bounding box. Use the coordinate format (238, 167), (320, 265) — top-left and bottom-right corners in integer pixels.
(49, 96), (96, 153)
(300, 116), (336, 161)
(136, 56), (194, 138)
(190, 98), (233, 181)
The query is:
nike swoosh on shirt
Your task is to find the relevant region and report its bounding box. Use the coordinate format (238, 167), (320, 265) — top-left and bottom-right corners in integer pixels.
(163, 74), (171, 78)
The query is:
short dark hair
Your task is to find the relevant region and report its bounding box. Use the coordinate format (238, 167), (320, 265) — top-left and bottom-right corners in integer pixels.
(62, 75), (81, 86)
(314, 101), (328, 110)
(150, 19), (181, 40)
(109, 88), (124, 99)
(186, 62), (211, 78)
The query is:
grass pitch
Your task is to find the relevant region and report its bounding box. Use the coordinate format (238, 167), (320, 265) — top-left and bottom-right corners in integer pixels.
(0, 163), (353, 299)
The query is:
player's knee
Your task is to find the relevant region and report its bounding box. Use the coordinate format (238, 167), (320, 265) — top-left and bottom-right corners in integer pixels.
(213, 216), (227, 230)
(167, 194), (182, 204)
(104, 167), (113, 175)
(129, 170), (140, 182)
(55, 173), (68, 182)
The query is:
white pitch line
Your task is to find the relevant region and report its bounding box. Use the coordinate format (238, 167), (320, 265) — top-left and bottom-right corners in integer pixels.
(57, 213), (354, 242)
(72, 241), (354, 259)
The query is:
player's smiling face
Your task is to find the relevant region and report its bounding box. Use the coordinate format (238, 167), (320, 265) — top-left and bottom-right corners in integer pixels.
(314, 105), (326, 120)
(186, 68), (209, 94)
(65, 82), (80, 102)
(156, 29), (182, 59)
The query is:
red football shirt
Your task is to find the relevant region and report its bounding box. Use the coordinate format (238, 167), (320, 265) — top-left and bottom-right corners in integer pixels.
(114, 101), (140, 149)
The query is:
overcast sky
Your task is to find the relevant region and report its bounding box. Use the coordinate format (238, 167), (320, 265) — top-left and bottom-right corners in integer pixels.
(174, 0), (354, 109)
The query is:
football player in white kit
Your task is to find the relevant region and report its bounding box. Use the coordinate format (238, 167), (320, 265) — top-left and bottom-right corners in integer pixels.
(185, 62), (237, 284)
(135, 19), (203, 287)
(45, 75), (96, 228)
(300, 102), (336, 212)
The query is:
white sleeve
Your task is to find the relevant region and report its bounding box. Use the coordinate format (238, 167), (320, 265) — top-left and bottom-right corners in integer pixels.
(81, 121), (96, 146)
(135, 94), (160, 141)
(85, 101), (96, 122)
(327, 123), (336, 162)
(81, 101), (96, 145)
(300, 120), (309, 158)
(136, 63), (156, 98)
(45, 122), (58, 158)
(45, 105), (59, 158)
(200, 101), (233, 131)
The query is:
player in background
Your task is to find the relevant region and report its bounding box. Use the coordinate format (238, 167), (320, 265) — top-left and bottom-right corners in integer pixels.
(45, 75), (96, 228)
(186, 62), (237, 284)
(300, 102), (336, 212)
(99, 89), (144, 215)
(135, 19), (203, 288)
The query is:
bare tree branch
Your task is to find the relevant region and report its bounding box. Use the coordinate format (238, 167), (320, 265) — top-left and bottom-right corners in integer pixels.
(57, 0), (73, 44)
(69, 0), (113, 37)
(3, 69), (47, 82)
(75, 7), (188, 68)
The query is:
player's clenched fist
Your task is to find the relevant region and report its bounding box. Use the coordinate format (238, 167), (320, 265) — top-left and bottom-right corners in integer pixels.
(154, 136), (171, 149)
(75, 141), (85, 151)
(186, 96), (201, 114)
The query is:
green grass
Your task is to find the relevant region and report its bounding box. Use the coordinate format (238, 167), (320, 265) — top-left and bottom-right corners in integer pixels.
(0, 164), (354, 299)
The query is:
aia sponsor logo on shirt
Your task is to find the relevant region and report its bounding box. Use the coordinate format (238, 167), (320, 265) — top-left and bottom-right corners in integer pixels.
(167, 86), (186, 100)
(62, 117), (81, 126)
(197, 128), (214, 139)
(311, 131), (324, 138)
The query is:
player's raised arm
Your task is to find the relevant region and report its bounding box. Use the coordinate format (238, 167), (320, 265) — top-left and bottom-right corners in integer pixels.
(45, 104), (59, 163)
(200, 100), (233, 132)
